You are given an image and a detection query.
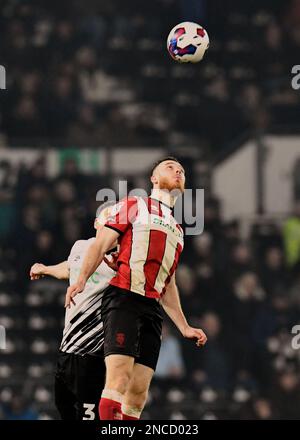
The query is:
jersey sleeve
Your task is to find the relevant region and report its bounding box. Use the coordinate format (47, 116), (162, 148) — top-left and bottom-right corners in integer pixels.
(105, 197), (138, 235)
(67, 241), (80, 264)
(95, 202), (116, 230)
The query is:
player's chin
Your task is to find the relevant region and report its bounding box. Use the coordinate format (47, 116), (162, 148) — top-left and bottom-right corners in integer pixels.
(165, 179), (184, 192)
(173, 181), (185, 193)
(160, 180), (185, 194)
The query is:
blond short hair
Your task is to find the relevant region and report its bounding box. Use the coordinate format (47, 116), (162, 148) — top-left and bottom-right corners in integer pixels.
(94, 201), (116, 230)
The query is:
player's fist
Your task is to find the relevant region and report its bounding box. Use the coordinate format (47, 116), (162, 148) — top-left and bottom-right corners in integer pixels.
(64, 281), (85, 308)
(103, 252), (119, 271)
(183, 325), (207, 347)
(30, 263), (47, 280)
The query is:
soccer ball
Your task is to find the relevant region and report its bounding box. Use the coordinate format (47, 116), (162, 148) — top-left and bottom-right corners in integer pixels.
(167, 22), (209, 63)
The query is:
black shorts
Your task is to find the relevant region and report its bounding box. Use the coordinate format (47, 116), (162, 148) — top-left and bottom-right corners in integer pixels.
(54, 351), (105, 420)
(101, 285), (163, 371)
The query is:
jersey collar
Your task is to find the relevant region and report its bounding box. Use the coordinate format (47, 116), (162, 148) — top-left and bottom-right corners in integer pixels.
(150, 189), (176, 211)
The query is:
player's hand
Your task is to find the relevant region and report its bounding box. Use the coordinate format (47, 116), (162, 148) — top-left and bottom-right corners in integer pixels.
(182, 326), (207, 347)
(30, 263), (47, 280)
(64, 281), (85, 308)
(103, 252), (119, 271)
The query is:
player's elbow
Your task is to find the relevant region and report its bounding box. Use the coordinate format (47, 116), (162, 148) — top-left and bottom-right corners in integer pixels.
(92, 238), (107, 258)
(161, 297), (171, 311)
(57, 272), (69, 280)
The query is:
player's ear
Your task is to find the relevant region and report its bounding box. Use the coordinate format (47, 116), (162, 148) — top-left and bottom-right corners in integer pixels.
(151, 174), (158, 185)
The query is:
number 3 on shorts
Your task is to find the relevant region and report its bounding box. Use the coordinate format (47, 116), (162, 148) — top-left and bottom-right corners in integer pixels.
(82, 403), (96, 420)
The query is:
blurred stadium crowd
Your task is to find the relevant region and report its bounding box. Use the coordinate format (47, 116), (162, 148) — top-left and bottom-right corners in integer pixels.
(0, 0), (300, 420)
(0, 0), (300, 151)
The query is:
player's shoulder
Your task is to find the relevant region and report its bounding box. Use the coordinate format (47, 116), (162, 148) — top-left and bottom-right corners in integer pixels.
(70, 239), (93, 253)
(114, 196), (140, 211)
(176, 223), (184, 235)
(119, 196), (139, 204)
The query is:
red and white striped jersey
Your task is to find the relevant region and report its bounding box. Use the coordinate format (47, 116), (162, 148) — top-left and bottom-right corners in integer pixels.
(105, 196), (184, 299)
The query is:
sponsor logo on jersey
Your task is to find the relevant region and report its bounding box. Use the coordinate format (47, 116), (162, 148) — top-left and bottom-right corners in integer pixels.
(116, 332), (125, 347)
(153, 217), (183, 237)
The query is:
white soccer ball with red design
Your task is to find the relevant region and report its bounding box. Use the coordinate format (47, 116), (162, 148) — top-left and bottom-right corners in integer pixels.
(167, 21), (209, 63)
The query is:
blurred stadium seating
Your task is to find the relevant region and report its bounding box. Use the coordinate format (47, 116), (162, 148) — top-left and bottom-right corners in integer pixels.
(0, 0), (299, 151)
(0, 0), (300, 420)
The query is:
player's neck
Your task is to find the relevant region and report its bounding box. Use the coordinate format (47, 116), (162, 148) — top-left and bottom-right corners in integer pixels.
(150, 188), (178, 208)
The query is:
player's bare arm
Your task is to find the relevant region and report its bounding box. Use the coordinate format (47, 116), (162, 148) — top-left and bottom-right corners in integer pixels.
(65, 226), (119, 307)
(161, 273), (207, 347)
(30, 261), (69, 281)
